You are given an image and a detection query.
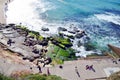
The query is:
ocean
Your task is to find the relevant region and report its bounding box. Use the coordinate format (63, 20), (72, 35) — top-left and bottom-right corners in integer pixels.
(6, 0), (120, 56)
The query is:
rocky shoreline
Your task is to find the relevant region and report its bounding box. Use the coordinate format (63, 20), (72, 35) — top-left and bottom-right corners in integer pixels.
(0, 23), (102, 66)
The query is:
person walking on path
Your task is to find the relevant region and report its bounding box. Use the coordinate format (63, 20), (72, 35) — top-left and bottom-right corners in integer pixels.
(75, 66), (80, 77)
(89, 65), (95, 72)
(37, 65), (42, 73)
(86, 65), (89, 70)
(47, 68), (50, 75)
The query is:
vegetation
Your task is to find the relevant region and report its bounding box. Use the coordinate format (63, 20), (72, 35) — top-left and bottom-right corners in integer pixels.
(107, 71), (120, 80)
(0, 73), (66, 80)
(0, 74), (14, 80)
(16, 25), (29, 31)
(23, 74), (66, 80)
(55, 37), (72, 47)
(47, 44), (76, 65)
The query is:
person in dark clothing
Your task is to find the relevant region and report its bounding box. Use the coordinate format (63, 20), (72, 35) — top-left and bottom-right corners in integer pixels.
(37, 65), (42, 73)
(7, 39), (12, 46)
(75, 66), (80, 77)
(43, 57), (52, 67)
(86, 65), (89, 70)
(47, 68), (50, 75)
(89, 65), (95, 72)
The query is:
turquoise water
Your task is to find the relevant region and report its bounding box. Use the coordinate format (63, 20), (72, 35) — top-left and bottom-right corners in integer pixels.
(40, 0), (120, 21)
(7, 0), (120, 54)
(36, 0), (120, 50)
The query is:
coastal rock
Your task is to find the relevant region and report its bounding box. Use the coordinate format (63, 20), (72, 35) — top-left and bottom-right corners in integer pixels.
(41, 27), (49, 31)
(58, 27), (67, 31)
(75, 33), (84, 38)
(77, 40), (82, 47)
(108, 44), (120, 57)
(66, 35), (74, 39)
(39, 40), (48, 46)
(8, 23), (15, 27)
(68, 31), (76, 34)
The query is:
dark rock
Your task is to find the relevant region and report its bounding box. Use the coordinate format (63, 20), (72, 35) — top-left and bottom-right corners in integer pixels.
(68, 31), (76, 34)
(66, 35), (75, 39)
(41, 27), (49, 31)
(8, 23), (15, 27)
(77, 40), (82, 47)
(51, 40), (58, 45)
(39, 40), (48, 46)
(22, 57), (27, 60)
(58, 33), (64, 37)
(29, 57), (35, 62)
(5, 25), (10, 28)
(58, 27), (67, 31)
(75, 33), (84, 38)
(32, 49), (39, 54)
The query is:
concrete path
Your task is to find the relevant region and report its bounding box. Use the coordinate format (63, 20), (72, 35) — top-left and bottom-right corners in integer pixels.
(0, 56), (120, 80)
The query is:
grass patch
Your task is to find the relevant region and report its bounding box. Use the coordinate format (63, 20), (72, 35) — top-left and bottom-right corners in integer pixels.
(47, 44), (76, 64)
(0, 74), (14, 80)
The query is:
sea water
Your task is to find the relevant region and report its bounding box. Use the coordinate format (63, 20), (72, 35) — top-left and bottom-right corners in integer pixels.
(6, 0), (120, 56)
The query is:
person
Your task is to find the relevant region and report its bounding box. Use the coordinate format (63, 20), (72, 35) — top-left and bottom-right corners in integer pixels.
(7, 39), (12, 46)
(75, 66), (80, 77)
(112, 59), (118, 64)
(59, 65), (63, 69)
(37, 65), (42, 73)
(89, 65), (95, 72)
(86, 65), (89, 70)
(30, 66), (33, 72)
(43, 57), (52, 67)
(47, 68), (50, 75)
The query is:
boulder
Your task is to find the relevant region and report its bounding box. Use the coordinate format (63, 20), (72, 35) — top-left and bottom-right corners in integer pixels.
(58, 27), (67, 31)
(75, 33), (84, 38)
(41, 27), (49, 31)
(108, 44), (120, 57)
(8, 23), (15, 26)
(68, 31), (76, 34)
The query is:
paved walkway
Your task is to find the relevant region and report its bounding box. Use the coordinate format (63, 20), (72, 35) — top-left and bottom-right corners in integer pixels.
(0, 53), (120, 80)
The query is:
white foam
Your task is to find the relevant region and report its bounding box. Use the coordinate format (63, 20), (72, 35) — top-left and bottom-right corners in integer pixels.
(94, 12), (120, 25)
(6, 0), (54, 32)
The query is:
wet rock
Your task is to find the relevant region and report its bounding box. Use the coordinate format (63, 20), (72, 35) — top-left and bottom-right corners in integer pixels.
(5, 25), (11, 28)
(75, 33), (84, 38)
(66, 35), (74, 39)
(8, 23), (15, 27)
(58, 27), (67, 31)
(77, 40), (82, 47)
(41, 27), (49, 31)
(39, 40), (48, 46)
(68, 31), (76, 34)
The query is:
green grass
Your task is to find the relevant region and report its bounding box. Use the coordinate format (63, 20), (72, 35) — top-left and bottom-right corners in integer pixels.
(46, 44), (76, 64)
(0, 73), (66, 80)
(0, 74), (14, 80)
(22, 74), (66, 80)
